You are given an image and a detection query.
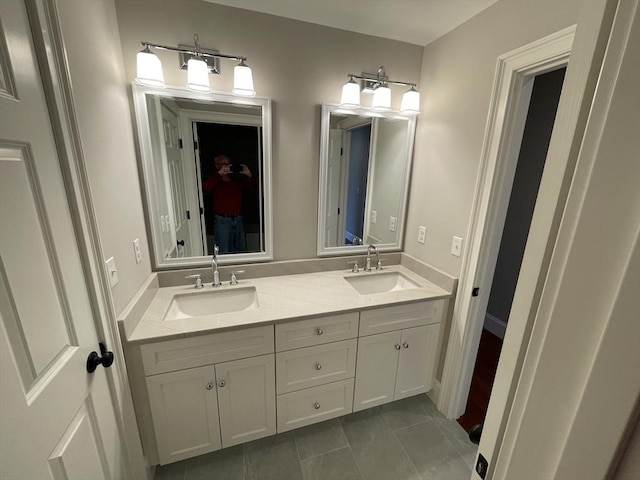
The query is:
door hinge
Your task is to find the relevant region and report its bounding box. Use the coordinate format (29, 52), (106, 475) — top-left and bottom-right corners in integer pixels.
(186, 210), (190, 220)
(475, 453), (489, 479)
(340, 147), (343, 155)
(178, 138), (183, 149)
(337, 207), (340, 215)
(200, 207), (204, 215)
(472, 287), (480, 297)
(194, 141), (198, 150)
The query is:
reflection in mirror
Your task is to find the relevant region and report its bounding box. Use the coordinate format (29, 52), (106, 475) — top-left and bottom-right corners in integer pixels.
(317, 104), (416, 255)
(132, 83), (272, 268)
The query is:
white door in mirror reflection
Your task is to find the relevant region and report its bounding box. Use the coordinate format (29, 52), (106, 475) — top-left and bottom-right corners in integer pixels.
(325, 129), (342, 247)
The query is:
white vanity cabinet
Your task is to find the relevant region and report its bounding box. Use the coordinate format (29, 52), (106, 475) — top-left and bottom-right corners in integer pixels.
(136, 325), (276, 465)
(353, 301), (443, 412)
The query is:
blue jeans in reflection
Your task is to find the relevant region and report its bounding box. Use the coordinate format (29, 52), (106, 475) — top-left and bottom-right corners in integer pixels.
(214, 214), (247, 253)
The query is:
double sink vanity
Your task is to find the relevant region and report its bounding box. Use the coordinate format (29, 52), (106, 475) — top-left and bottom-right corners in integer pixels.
(120, 260), (453, 466)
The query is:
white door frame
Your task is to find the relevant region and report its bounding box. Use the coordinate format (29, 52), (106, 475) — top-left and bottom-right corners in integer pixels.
(439, 25), (577, 420)
(27, 0), (147, 478)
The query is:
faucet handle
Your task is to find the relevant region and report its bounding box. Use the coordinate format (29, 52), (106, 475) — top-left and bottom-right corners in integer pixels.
(347, 261), (359, 273)
(230, 270), (245, 285)
(376, 259), (385, 270)
(185, 274), (203, 289)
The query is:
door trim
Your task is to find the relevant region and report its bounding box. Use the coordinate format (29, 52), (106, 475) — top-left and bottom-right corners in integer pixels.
(25, 1), (147, 478)
(439, 25), (576, 419)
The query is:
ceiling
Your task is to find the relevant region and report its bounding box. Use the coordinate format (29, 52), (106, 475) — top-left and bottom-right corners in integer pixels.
(203, 0), (498, 46)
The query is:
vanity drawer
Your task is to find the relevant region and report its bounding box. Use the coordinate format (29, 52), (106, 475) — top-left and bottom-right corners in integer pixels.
(141, 325), (274, 375)
(275, 313), (358, 351)
(276, 339), (357, 394)
(276, 379), (354, 432)
(359, 300), (444, 336)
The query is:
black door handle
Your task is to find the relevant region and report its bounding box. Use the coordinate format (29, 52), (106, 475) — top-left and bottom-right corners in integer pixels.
(177, 240), (185, 247)
(469, 424), (483, 444)
(86, 343), (114, 373)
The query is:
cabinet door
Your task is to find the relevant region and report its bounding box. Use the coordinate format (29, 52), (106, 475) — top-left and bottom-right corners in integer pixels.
(146, 366), (221, 465)
(353, 331), (401, 412)
(216, 354), (276, 447)
(394, 324), (440, 400)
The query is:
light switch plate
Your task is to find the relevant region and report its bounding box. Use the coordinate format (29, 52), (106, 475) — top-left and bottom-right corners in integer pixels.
(451, 236), (463, 257)
(389, 216), (397, 232)
(371, 210), (377, 224)
(133, 238), (142, 264)
(418, 226), (426, 244)
(105, 257), (118, 288)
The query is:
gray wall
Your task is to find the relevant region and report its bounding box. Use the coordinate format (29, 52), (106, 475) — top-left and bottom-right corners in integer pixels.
(114, 0), (423, 262)
(405, 0), (586, 276)
(57, 0), (151, 315)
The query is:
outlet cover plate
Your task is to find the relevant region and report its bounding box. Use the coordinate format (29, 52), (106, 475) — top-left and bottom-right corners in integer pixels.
(451, 236), (463, 257)
(105, 257), (118, 288)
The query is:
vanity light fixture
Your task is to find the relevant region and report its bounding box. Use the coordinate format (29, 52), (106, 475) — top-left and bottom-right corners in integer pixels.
(340, 66), (420, 115)
(136, 34), (256, 96)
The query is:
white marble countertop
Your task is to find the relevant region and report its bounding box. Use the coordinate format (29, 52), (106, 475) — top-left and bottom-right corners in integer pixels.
(127, 265), (451, 343)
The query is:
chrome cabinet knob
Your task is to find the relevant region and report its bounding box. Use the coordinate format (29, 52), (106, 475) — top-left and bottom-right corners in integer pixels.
(394, 343), (401, 350)
(313, 402), (321, 410)
(218, 379), (226, 388)
(315, 363), (322, 370)
(206, 382), (214, 390)
(402, 342), (409, 349)
(316, 328), (323, 336)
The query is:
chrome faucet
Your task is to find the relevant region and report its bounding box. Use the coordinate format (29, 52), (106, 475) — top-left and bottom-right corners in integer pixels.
(365, 244), (378, 272)
(211, 245), (221, 287)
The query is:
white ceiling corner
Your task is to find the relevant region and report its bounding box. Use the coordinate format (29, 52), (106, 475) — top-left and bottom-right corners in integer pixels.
(203, 0), (498, 46)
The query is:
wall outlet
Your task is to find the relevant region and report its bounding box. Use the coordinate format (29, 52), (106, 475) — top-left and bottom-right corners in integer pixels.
(389, 216), (397, 232)
(371, 210), (377, 224)
(133, 238), (142, 264)
(105, 257), (118, 288)
(418, 226), (426, 244)
(451, 236), (463, 257)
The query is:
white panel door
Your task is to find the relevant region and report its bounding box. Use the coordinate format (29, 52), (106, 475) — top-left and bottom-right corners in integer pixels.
(325, 129), (343, 246)
(394, 324), (440, 400)
(353, 331), (401, 412)
(0, 1), (127, 478)
(146, 366), (221, 464)
(216, 354), (276, 447)
(161, 103), (192, 257)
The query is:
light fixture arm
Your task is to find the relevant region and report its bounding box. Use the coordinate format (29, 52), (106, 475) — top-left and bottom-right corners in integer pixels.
(346, 72), (416, 88)
(140, 41), (247, 63)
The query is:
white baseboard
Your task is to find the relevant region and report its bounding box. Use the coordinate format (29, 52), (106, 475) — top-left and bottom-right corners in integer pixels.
(427, 379), (441, 409)
(484, 313), (507, 340)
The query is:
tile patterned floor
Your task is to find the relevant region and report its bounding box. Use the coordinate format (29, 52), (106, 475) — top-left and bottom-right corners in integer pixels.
(155, 395), (477, 480)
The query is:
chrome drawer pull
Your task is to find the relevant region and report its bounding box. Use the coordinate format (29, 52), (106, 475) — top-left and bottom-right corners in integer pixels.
(206, 382), (214, 390)
(394, 343), (401, 350)
(316, 328), (323, 335)
(218, 379), (226, 387)
(402, 342), (409, 349)
(315, 363), (322, 370)
(313, 402), (321, 410)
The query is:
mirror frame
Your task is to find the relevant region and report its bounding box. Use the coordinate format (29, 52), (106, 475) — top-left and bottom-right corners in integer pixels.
(132, 82), (273, 269)
(317, 103), (416, 256)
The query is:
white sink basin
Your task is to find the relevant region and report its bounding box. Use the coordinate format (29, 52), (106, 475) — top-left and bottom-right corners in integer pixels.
(163, 287), (259, 321)
(344, 272), (421, 295)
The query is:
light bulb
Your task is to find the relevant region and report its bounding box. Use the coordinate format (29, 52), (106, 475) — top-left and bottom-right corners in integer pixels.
(136, 46), (164, 87)
(341, 78), (360, 108)
(400, 87), (420, 115)
(233, 60), (255, 96)
(371, 84), (391, 111)
(187, 57), (210, 92)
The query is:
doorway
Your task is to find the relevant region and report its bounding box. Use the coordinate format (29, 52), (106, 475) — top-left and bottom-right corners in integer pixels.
(457, 67), (567, 432)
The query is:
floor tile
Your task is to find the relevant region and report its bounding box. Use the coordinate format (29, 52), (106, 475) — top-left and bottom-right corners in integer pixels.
(154, 461), (185, 480)
(244, 432), (304, 480)
(415, 394), (445, 419)
(394, 420), (471, 480)
(294, 418), (348, 460)
(381, 396), (431, 431)
(341, 409), (421, 480)
(300, 447), (362, 480)
(183, 445), (244, 480)
(431, 414), (478, 458)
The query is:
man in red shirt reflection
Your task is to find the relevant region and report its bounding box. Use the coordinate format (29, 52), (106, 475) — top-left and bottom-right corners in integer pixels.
(202, 154), (256, 253)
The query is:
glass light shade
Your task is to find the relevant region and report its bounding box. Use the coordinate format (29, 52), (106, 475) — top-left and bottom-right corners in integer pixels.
(371, 85), (391, 111)
(340, 79), (360, 108)
(136, 49), (164, 87)
(400, 88), (421, 115)
(233, 62), (256, 96)
(187, 57), (210, 92)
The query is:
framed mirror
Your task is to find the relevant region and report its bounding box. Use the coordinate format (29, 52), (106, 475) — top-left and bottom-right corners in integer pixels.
(317, 104), (416, 256)
(132, 83), (272, 268)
